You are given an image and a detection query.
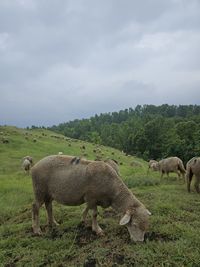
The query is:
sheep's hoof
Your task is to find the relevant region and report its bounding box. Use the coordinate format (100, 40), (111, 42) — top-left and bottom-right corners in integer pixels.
(53, 220), (60, 226)
(32, 227), (42, 236)
(97, 231), (104, 237)
(94, 228), (104, 236)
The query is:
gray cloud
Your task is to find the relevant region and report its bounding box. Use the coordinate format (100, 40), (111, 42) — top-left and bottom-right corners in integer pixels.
(0, 0), (200, 127)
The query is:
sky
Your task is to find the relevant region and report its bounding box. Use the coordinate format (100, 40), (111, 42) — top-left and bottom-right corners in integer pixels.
(0, 0), (200, 127)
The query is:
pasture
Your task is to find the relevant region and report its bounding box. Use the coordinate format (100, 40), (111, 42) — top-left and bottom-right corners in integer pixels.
(0, 126), (200, 267)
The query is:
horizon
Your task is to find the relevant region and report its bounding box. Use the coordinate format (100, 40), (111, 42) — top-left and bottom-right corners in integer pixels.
(1, 103), (199, 129)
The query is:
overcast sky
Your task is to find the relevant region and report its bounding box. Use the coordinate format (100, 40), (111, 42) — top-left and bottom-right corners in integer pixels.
(0, 0), (200, 127)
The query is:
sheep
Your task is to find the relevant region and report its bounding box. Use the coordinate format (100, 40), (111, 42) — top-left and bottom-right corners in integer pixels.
(31, 155), (151, 242)
(158, 157), (185, 179)
(58, 152), (63, 155)
(23, 156), (33, 166)
(147, 160), (159, 174)
(22, 159), (32, 174)
(186, 157), (200, 193)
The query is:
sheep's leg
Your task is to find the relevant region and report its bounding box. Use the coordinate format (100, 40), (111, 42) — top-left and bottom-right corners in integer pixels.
(194, 176), (200, 193)
(32, 201), (43, 235)
(91, 206), (104, 236)
(45, 200), (59, 227)
(182, 172), (186, 182)
(82, 205), (89, 224)
(186, 173), (192, 193)
(175, 170), (181, 180)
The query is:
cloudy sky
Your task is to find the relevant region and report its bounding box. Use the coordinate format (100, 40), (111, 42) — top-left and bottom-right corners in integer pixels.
(1, 0), (200, 127)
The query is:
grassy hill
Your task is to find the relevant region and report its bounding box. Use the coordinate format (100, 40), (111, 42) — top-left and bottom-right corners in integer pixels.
(0, 126), (200, 267)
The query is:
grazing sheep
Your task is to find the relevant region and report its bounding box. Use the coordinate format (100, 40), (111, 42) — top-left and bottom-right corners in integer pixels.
(147, 160), (159, 174)
(186, 157), (200, 193)
(31, 155), (151, 242)
(58, 152), (63, 155)
(22, 159), (32, 174)
(23, 156), (33, 166)
(158, 157), (185, 179)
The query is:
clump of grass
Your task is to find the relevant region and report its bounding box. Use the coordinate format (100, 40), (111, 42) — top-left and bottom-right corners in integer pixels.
(124, 176), (160, 188)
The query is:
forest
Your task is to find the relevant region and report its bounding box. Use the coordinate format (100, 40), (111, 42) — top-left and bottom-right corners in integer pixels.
(47, 104), (200, 164)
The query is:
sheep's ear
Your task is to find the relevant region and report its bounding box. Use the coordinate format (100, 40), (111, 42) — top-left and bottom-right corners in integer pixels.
(119, 212), (131, 225)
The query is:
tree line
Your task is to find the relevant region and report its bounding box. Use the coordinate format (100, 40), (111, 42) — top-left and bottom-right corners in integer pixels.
(47, 104), (200, 163)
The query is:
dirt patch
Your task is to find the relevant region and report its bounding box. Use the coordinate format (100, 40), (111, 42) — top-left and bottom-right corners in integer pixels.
(112, 253), (125, 265)
(75, 222), (98, 247)
(145, 231), (178, 242)
(83, 257), (97, 267)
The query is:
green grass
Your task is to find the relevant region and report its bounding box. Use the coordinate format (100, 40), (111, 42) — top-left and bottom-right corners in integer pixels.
(0, 125), (200, 266)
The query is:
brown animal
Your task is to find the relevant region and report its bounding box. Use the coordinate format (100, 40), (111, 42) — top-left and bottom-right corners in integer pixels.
(22, 156), (34, 174)
(23, 156), (33, 165)
(186, 157), (200, 193)
(31, 155), (151, 242)
(22, 159), (32, 174)
(158, 157), (185, 179)
(147, 160), (159, 174)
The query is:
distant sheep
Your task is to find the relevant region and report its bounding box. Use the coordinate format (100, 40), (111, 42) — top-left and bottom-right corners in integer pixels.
(58, 152), (63, 155)
(22, 158), (32, 174)
(158, 157), (185, 179)
(186, 157), (200, 193)
(23, 156), (33, 165)
(147, 160), (159, 174)
(22, 156), (34, 174)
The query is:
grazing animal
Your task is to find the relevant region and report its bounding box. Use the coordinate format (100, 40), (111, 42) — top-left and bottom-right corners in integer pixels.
(186, 157), (200, 193)
(22, 156), (34, 174)
(22, 159), (32, 174)
(23, 156), (33, 165)
(31, 155), (151, 242)
(58, 152), (63, 155)
(147, 160), (159, 174)
(158, 157), (185, 179)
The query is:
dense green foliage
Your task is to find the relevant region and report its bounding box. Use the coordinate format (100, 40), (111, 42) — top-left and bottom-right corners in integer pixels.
(49, 105), (200, 163)
(1, 126), (200, 266)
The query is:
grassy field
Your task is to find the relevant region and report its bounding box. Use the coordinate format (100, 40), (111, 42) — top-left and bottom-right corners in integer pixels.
(0, 126), (200, 267)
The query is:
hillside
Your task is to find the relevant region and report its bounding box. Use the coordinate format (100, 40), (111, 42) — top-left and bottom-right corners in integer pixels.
(0, 126), (200, 266)
(48, 104), (200, 163)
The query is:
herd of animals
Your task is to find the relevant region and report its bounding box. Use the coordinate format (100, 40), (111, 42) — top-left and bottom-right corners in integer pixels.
(21, 153), (200, 243)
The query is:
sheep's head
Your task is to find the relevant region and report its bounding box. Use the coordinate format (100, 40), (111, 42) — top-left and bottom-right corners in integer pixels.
(119, 206), (151, 242)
